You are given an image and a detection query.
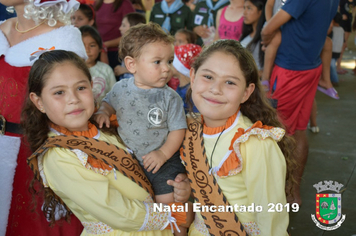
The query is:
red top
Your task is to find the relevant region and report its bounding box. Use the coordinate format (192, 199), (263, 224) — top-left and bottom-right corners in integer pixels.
(95, 1), (135, 51)
(0, 55), (31, 132)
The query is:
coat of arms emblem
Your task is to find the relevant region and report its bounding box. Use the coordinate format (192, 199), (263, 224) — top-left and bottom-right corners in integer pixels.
(311, 180), (346, 230)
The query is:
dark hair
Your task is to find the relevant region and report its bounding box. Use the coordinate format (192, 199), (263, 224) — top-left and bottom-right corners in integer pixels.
(94, 0), (123, 12)
(239, 0), (265, 68)
(130, 0), (146, 12)
(175, 29), (197, 44)
(124, 12), (146, 27)
(333, 12), (342, 25)
(22, 50), (121, 226)
(78, 3), (96, 27)
(187, 39), (297, 192)
(119, 22), (174, 59)
(79, 25), (103, 62)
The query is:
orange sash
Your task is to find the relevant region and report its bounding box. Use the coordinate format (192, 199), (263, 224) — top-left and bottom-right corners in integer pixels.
(27, 135), (154, 198)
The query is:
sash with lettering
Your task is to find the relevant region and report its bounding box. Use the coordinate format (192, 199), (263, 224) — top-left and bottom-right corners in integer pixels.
(27, 135), (154, 198)
(181, 115), (248, 236)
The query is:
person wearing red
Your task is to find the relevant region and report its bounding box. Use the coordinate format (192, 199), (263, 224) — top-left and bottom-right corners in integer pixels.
(0, 0), (86, 235)
(261, 0), (339, 205)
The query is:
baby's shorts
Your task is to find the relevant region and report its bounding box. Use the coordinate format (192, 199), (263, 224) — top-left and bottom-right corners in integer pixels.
(142, 151), (186, 195)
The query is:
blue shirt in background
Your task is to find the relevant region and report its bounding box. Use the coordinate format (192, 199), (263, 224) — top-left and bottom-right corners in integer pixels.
(275, 0), (339, 71)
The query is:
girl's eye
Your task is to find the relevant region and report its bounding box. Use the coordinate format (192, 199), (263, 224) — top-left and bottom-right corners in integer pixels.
(90, 44), (97, 48)
(226, 81), (236, 85)
(168, 60), (173, 64)
(154, 61), (160, 64)
(203, 75), (212, 80)
(78, 86), (87, 91)
(54, 91), (64, 95)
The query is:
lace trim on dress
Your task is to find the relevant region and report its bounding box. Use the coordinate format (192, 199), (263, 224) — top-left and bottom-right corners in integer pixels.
(193, 214), (261, 235)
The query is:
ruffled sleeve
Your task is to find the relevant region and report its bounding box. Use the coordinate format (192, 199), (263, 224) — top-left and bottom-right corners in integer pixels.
(211, 121), (285, 178)
(239, 125), (289, 236)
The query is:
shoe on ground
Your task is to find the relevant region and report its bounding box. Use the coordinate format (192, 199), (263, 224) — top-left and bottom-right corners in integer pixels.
(317, 86), (340, 99)
(308, 126), (320, 133)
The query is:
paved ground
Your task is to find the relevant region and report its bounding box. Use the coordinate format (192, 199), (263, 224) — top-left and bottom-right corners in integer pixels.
(287, 45), (356, 235)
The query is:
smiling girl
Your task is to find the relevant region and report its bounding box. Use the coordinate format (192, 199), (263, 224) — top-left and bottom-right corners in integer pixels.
(182, 40), (296, 235)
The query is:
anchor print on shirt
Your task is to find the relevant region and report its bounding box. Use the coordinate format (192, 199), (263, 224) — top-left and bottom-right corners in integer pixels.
(147, 107), (164, 127)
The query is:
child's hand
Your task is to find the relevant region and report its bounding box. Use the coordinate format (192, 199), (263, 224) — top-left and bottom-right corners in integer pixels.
(142, 150), (168, 174)
(167, 174), (191, 202)
(93, 112), (111, 128)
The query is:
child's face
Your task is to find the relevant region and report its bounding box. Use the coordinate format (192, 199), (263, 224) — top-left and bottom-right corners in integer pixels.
(131, 41), (174, 89)
(190, 51), (255, 127)
(243, 1), (262, 25)
(31, 62), (94, 132)
(174, 32), (189, 46)
(82, 35), (101, 68)
(119, 17), (131, 36)
(71, 10), (93, 28)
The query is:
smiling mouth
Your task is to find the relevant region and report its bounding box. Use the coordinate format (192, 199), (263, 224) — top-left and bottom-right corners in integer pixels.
(204, 97), (223, 104)
(68, 109), (83, 115)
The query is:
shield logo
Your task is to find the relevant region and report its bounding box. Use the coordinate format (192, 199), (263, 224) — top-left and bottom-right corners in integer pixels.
(311, 181), (346, 231)
(315, 193), (341, 224)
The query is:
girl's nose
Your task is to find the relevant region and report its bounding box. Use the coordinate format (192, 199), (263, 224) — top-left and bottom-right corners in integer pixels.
(209, 80), (222, 94)
(68, 91), (80, 104)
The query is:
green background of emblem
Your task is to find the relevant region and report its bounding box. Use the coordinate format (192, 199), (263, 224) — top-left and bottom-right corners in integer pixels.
(319, 197), (338, 221)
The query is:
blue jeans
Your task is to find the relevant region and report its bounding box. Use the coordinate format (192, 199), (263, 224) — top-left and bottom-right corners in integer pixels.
(330, 58), (339, 83)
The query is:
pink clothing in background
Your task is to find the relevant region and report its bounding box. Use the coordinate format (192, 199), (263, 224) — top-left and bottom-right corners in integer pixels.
(218, 6), (244, 41)
(95, 0), (135, 51)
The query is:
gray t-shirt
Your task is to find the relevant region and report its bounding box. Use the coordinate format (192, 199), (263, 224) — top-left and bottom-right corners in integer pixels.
(103, 77), (187, 162)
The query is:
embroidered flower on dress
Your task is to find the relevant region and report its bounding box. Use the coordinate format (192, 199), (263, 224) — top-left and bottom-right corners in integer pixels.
(139, 203), (170, 231)
(82, 221), (114, 234)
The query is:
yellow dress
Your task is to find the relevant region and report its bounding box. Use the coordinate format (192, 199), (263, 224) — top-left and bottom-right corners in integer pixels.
(39, 129), (176, 236)
(188, 111), (289, 236)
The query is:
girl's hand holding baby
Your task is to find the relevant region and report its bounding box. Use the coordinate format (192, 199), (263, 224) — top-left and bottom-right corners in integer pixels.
(94, 102), (116, 128)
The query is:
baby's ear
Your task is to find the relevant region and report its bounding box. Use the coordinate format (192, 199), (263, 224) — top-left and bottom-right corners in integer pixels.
(124, 56), (136, 74)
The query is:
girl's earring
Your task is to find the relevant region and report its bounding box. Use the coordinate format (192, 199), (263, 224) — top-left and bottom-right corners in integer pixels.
(40, 108), (45, 113)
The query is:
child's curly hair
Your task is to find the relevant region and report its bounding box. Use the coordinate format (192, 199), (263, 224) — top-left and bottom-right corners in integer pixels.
(119, 22), (174, 60)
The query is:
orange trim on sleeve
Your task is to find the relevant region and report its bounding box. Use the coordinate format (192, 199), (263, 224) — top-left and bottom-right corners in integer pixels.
(165, 202), (187, 230)
(229, 121), (274, 151)
(216, 151), (240, 177)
